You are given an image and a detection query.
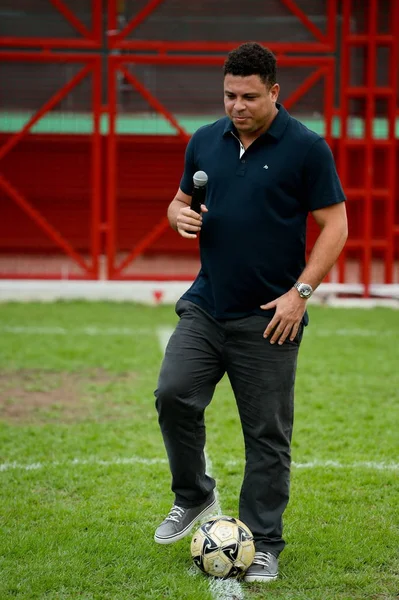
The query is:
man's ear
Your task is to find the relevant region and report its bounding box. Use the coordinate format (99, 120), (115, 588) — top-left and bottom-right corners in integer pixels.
(270, 83), (280, 102)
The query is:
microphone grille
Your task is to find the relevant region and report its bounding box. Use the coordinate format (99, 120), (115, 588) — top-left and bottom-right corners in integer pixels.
(193, 170), (208, 187)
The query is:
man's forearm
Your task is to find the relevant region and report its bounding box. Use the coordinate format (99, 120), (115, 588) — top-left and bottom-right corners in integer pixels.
(167, 200), (182, 232)
(299, 222), (348, 289)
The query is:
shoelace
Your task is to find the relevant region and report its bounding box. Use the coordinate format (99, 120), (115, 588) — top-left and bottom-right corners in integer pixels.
(165, 505), (186, 523)
(252, 552), (273, 567)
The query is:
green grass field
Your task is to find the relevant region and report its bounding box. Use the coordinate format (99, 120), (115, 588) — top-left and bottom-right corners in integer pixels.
(0, 302), (398, 600)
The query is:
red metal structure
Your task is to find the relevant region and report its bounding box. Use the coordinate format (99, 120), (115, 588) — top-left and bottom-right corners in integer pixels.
(0, 0), (398, 292)
(338, 0), (399, 294)
(0, 51), (102, 279)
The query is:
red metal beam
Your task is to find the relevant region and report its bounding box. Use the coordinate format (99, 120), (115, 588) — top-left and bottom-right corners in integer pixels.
(0, 52), (99, 62)
(110, 0), (166, 44)
(0, 274), (95, 281)
(106, 59), (117, 279)
(114, 54), (334, 67)
(0, 175), (91, 275)
(280, 0), (327, 44)
(118, 63), (190, 141)
(347, 34), (394, 44)
(0, 38), (99, 49)
(344, 87), (394, 97)
(108, 274), (196, 282)
(361, 0), (378, 297)
(112, 218), (170, 279)
(90, 57), (102, 280)
(111, 40), (334, 53)
(283, 67), (327, 111)
(326, 0), (338, 49)
(340, 138), (391, 148)
(49, 0), (93, 39)
(324, 62), (335, 145)
(107, 0), (118, 34)
(336, 0), (351, 285)
(0, 63), (92, 162)
(345, 188), (390, 198)
(344, 239), (388, 249)
(384, 0), (399, 283)
(91, 0), (103, 42)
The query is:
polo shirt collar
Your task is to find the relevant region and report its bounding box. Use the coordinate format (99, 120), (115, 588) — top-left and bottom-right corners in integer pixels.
(222, 103), (289, 140)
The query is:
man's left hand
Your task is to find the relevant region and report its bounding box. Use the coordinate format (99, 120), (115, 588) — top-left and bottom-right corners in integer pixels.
(260, 288), (307, 345)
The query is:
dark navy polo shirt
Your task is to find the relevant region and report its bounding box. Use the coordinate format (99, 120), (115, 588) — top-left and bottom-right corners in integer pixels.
(179, 103), (345, 321)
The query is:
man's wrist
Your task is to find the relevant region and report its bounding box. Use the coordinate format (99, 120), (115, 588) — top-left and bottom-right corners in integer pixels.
(293, 281), (313, 299)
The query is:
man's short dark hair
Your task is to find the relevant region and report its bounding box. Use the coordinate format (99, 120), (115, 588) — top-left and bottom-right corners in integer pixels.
(223, 42), (277, 87)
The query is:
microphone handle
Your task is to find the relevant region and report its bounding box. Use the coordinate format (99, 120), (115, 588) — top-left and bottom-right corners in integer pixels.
(190, 185), (206, 214)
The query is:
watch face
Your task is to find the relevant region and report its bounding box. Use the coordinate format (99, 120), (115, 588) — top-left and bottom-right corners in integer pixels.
(299, 284), (312, 298)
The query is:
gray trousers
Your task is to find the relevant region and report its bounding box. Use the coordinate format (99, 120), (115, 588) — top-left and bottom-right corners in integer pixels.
(155, 299), (303, 556)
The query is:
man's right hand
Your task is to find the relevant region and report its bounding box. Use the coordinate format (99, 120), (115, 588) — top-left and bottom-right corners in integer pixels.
(177, 204), (208, 239)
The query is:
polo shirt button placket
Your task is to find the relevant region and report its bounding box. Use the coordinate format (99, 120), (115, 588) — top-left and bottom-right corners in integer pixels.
(237, 157), (247, 176)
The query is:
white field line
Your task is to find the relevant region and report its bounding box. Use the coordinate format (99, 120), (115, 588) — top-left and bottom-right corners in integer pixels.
(0, 325), (396, 337)
(0, 457), (168, 472)
(156, 327), (244, 600)
(0, 325), (153, 336)
(289, 460), (399, 471)
(207, 577), (245, 600)
(229, 460), (399, 471)
(1, 457), (398, 473)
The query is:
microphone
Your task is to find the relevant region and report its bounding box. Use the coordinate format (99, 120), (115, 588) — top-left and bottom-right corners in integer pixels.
(190, 171), (208, 214)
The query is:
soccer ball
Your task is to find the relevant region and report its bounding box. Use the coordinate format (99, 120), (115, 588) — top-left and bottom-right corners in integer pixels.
(190, 516), (255, 579)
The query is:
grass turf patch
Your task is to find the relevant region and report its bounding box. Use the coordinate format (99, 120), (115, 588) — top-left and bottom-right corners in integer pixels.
(0, 302), (398, 599)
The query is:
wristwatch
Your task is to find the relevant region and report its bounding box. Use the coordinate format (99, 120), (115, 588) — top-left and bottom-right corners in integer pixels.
(294, 281), (313, 299)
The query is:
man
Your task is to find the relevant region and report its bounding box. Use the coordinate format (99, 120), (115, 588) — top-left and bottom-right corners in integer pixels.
(154, 42), (347, 583)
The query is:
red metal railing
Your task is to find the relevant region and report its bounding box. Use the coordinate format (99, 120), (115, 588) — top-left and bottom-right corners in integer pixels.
(338, 0), (399, 294)
(0, 52), (102, 280)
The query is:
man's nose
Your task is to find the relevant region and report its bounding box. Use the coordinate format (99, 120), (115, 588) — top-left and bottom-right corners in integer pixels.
(233, 99), (245, 112)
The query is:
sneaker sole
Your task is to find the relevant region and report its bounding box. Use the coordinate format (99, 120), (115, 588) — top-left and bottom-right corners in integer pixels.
(244, 574), (278, 583)
(154, 497), (218, 545)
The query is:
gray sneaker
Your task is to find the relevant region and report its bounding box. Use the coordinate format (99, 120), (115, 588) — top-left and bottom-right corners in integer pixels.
(154, 495), (217, 544)
(244, 551), (278, 582)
